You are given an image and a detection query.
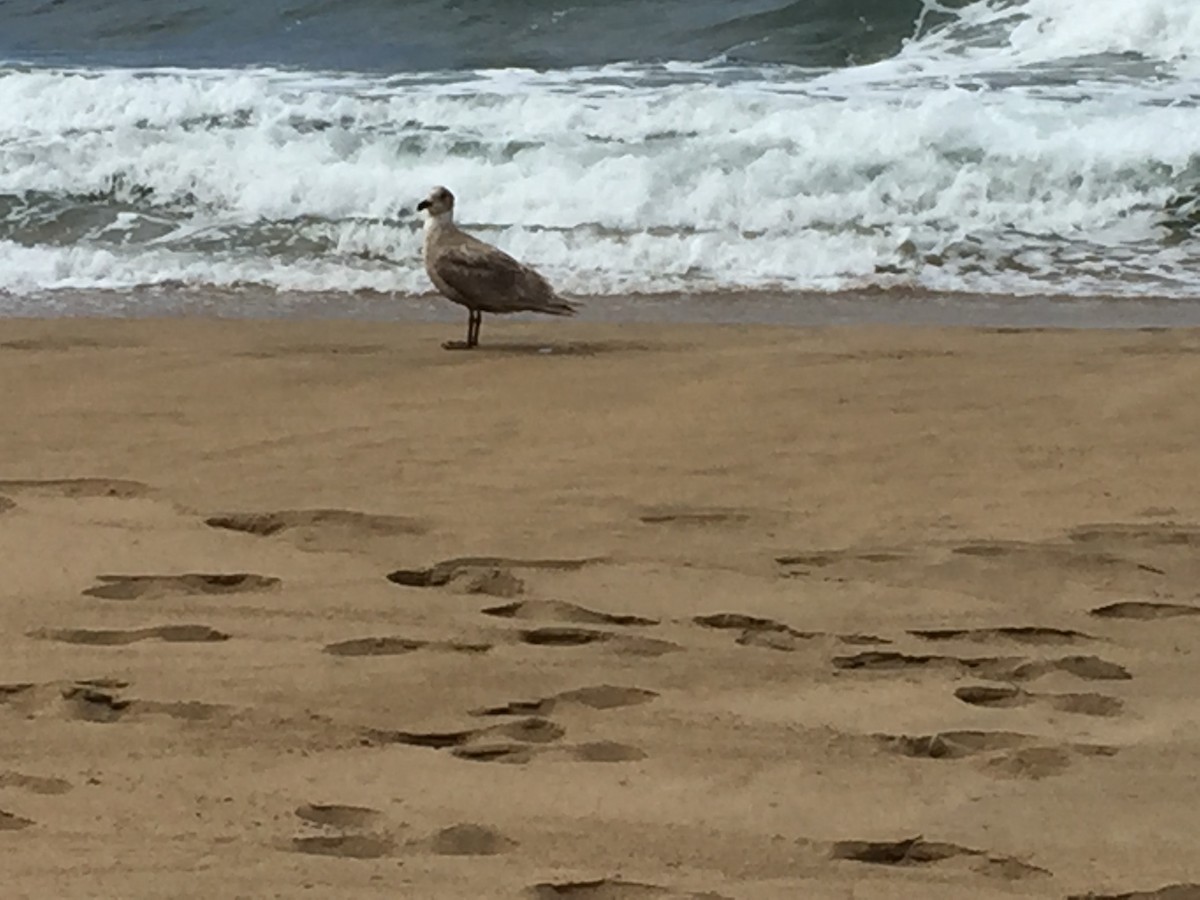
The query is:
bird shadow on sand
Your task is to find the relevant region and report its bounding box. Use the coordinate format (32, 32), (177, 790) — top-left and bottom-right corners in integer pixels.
(443, 340), (654, 357)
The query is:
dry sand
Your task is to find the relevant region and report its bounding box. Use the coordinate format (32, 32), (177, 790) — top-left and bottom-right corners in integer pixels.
(1, 318), (1199, 899)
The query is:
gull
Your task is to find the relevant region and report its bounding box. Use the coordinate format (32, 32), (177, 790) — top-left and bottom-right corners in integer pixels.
(417, 186), (576, 349)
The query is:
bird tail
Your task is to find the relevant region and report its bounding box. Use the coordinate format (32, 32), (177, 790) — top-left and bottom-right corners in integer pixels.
(544, 295), (579, 317)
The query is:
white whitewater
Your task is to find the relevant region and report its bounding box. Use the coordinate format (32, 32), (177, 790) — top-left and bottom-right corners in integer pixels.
(0, 0), (1198, 305)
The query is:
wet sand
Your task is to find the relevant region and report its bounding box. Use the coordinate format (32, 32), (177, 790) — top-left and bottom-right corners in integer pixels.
(2, 318), (1200, 899)
(9, 285), (1200, 329)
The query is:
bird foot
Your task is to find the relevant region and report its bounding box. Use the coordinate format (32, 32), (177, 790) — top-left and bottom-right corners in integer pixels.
(441, 340), (476, 351)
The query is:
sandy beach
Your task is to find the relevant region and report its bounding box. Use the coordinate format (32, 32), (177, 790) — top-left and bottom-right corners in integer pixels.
(2, 317), (1199, 899)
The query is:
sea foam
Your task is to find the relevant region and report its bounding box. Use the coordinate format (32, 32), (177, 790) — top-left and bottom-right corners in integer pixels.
(1, 0), (1198, 304)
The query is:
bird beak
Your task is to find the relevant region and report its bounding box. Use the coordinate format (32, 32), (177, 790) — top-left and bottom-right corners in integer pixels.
(416, 200), (430, 211)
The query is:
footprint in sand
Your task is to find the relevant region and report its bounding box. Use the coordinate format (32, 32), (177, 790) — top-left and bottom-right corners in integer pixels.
(2, 679), (120, 716)
(1069, 884), (1200, 900)
(0, 810), (35, 831)
(983, 746), (1080, 780)
(137, 699), (227, 721)
(29, 625), (229, 645)
(776, 549), (908, 569)
(2, 678), (226, 725)
(832, 651), (1021, 678)
(361, 726), (480, 750)
(0, 683), (35, 701)
(362, 716), (645, 765)
(0, 496), (13, 514)
(1090, 601), (1200, 620)
(833, 650), (1130, 682)
(694, 613), (815, 642)
(1067, 523), (1200, 548)
(830, 836), (1048, 879)
(950, 541), (1076, 559)
(481, 602), (665, 653)
(638, 506), (753, 526)
(0, 478), (151, 499)
(527, 879), (728, 899)
(294, 803), (383, 830)
(775, 548), (911, 584)
(955, 684), (1124, 717)
(290, 834), (394, 859)
(877, 729), (1032, 760)
(83, 573), (279, 600)
(59, 684), (132, 723)
(517, 627), (678, 657)
(289, 803), (392, 859)
(206, 508), (426, 554)
(387, 556), (603, 589)
(427, 823), (515, 856)
(472, 684), (658, 717)
(777, 525), (1200, 594)
(0, 772), (72, 795)
(564, 741), (648, 763)
(364, 716), (564, 750)
(454, 739), (647, 765)
(449, 744), (539, 764)
(874, 730), (1115, 779)
(456, 568), (526, 597)
(943, 537), (1187, 589)
(1007, 655), (1131, 682)
(909, 625), (1093, 645)
(693, 612), (889, 649)
(323, 636), (492, 656)
(483, 599), (658, 627)
(949, 541), (1153, 576)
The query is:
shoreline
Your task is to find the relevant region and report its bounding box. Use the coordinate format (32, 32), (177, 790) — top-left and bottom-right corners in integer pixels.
(5, 286), (1200, 329)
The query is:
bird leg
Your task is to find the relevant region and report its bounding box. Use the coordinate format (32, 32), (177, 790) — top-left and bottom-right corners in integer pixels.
(442, 309), (481, 351)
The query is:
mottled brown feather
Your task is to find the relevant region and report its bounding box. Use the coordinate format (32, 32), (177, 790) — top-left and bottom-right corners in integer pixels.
(423, 209), (576, 317)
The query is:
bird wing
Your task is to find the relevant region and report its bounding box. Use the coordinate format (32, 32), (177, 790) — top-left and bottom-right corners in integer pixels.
(432, 236), (564, 314)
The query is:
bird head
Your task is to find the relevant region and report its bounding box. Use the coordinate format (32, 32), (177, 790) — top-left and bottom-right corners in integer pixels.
(416, 186), (455, 219)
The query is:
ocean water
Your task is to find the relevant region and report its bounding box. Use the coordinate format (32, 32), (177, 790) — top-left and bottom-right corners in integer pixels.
(1, 0), (1199, 317)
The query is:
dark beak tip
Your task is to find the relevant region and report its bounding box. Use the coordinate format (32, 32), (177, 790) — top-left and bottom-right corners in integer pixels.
(416, 200), (430, 211)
